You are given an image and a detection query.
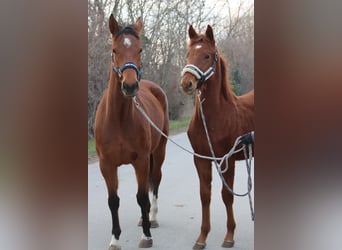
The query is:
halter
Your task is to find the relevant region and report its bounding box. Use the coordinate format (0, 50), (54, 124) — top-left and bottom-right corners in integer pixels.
(111, 53), (143, 82)
(181, 50), (218, 89)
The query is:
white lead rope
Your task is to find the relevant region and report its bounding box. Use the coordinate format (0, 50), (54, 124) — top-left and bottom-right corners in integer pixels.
(133, 93), (254, 220)
(132, 96), (243, 162)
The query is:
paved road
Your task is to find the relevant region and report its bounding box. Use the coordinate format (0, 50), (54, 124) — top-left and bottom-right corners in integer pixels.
(88, 133), (254, 250)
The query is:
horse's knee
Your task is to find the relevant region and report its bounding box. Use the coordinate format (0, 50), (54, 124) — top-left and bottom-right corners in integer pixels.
(200, 194), (211, 206)
(200, 184), (211, 206)
(108, 194), (120, 210)
(222, 188), (234, 204)
(229, 221), (236, 230)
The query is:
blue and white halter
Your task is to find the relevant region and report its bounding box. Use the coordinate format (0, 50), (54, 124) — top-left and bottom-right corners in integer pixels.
(181, 50), (218, 89)
(111, 53), (143, 81)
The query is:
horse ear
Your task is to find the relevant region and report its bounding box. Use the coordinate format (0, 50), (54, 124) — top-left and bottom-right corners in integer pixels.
(188, 25), (198, 39)
(205, 25), (215, 44)
(109, 14), (120, 35)
(135, 17), (143, 35)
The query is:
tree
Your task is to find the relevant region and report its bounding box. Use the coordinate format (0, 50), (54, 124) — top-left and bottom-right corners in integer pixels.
(88, 0), (254, 138)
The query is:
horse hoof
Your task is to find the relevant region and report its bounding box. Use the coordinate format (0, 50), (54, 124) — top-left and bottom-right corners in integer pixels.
(150, 220), (159, 228)
(138, 238), (153, 248)
(192, 242), (206, 249)
(221, 240), (235, 248)
(108, 245), (121, 250)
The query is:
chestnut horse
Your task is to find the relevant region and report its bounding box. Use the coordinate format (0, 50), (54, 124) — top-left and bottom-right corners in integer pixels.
(180, 25), (254, 249)
(94, 15), (169, 250)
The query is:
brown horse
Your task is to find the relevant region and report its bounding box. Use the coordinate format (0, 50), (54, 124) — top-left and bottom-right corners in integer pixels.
(180, 25), (254, 249)
(94, 15), (169, 250)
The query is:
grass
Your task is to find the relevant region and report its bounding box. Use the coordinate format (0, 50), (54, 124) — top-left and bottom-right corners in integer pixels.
(88, 117), (191, 156)
(169, 117), (191, 132)
(88, 138), (96, 154)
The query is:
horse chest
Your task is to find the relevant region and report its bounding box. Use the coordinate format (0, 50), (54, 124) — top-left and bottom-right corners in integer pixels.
(100, 126), (148, 165)
(100, 138), (137, 165)
(188, 118), (232, 157)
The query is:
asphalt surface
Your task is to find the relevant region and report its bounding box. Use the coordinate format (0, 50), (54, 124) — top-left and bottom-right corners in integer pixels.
(88, 132), (254, 250)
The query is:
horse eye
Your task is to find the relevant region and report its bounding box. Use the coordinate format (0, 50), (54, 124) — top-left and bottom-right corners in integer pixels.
(139, 48), (143, 53)
(112, 49), (116, 54)
(204, 54), (210, 59)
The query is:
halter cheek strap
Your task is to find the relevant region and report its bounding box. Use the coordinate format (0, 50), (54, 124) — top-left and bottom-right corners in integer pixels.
(181, 50), (218, 89)
(111, 53), (143, 81)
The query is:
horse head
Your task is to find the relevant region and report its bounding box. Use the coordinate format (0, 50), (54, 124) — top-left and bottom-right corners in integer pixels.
(181, 25), (218, 94)
(109, 15), (143, 97)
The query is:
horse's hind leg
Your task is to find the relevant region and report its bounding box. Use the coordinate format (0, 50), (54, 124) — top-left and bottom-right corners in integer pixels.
(149, 140), (166, 228)
(137, 141), (166, 228)
(221, 160), (236, 248)
(99, 160), (122, 250)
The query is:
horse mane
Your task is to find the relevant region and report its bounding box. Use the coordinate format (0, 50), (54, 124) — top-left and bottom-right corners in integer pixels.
(218, 51), (236, 102)
(115, 25), (139, 39)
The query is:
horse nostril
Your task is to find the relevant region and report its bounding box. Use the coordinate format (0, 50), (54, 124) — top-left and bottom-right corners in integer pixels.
(188, 81), (193, 88)
(122, 81), (139, 96)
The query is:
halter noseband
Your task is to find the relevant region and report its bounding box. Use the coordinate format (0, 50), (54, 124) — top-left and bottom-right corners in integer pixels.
(181, 50), (218, 89)
(111, 53), (143, 82)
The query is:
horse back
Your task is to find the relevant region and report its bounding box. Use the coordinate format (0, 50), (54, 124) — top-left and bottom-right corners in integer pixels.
(236, 89), (254, 134)
(139, 80), (168, 117)
(238, 89), (254, 108)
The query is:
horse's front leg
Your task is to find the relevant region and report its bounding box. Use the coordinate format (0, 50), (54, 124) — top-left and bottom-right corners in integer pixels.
(193, 157), (212, 250)
(134, 157), (153, 248)
(221, 159), (236, 248)
(99, 160), (122, 250)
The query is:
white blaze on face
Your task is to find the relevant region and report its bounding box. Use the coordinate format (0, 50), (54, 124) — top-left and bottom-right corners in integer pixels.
(195, 44), (202, 49)
(123, 37), (132, 48)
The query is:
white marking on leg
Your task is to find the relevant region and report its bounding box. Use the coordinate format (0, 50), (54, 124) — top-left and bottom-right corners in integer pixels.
(110, 235), (120, 246)
(149, 195), (158, 222)
(141, 234), (153, 240)
(123, 37), (132, 48)
(195, 44), (202, 49)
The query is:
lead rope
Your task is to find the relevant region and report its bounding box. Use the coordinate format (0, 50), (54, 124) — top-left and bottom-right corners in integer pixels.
(133, 94), (254, 220)
(197, 90), (254, 220)
(244, 144), (255, 220)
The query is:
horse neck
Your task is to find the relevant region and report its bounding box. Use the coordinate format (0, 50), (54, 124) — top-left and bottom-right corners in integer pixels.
(106, 71), (133, 122)
(195, 57), (237, 112)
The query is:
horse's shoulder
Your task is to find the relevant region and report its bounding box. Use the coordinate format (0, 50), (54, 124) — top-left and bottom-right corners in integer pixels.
(141, 80), (163, 92)
(94, 90), (108, 118)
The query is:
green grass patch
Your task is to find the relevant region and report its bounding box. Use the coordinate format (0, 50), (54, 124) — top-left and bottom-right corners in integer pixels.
(88, 117), (191, 155)
(169, 117), (191, 131)
(88, 139), (96, 154)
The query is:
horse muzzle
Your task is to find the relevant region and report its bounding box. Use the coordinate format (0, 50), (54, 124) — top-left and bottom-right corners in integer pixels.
(121, 81), (139, 97)
(180, 73), (198, 95)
